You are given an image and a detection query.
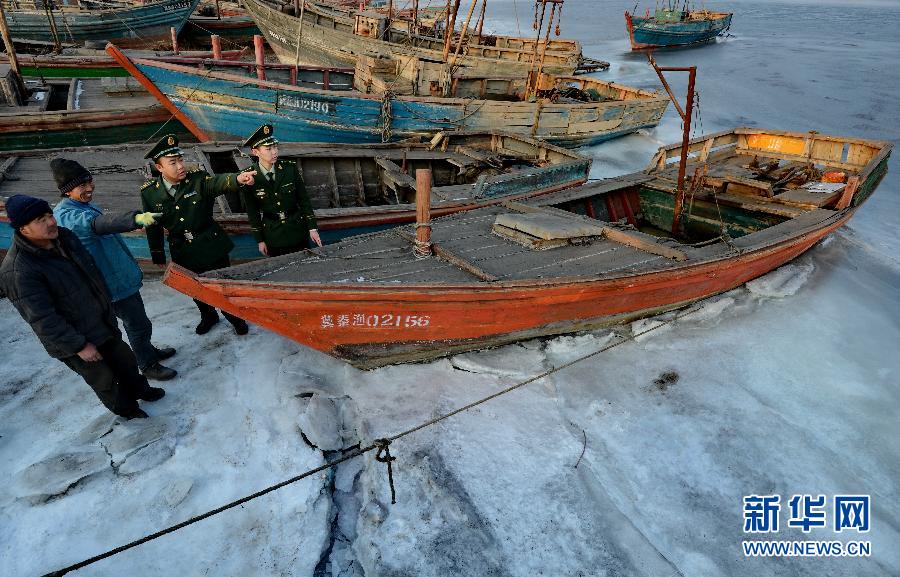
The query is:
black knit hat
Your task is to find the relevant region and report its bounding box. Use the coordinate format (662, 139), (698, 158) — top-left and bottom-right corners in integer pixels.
(5, 194), (52, 229)
(50, 158), (92, 196)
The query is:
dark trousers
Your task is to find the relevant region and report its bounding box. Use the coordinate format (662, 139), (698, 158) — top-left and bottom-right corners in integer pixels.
(268, 242), (307, 258)
(60, 337), (151, 416)
(112, 291), (156, 370)
(191, 256), (244, 325)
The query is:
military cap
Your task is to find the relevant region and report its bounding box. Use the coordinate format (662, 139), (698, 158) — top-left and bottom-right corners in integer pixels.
(243, 124), (279, 149)
(145, 134), (184, 161)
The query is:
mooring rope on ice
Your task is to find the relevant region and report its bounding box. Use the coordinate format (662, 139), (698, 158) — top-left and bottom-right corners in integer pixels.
(41, 307), (695, 577)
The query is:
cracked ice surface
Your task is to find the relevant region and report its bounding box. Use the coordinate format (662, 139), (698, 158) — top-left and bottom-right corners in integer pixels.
(2, 1), (900, 575)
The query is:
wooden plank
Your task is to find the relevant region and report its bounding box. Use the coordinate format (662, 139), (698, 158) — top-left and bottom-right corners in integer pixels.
(328, 160), (341, 208)
(502, 201), (688, 261)
(353, 159), (367, 206)
(395, 228), (498, 281)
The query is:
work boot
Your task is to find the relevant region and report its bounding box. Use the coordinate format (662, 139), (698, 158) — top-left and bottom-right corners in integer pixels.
(119, 407), (149, 420)
(154, 346), (176, 360)
(229, 318), (249, 336)
(195, 311), (220, 335)
(142, 361), (177, 381)
(138, 387), (166, 402)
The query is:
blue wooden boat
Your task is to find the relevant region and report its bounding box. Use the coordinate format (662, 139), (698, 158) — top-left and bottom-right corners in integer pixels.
(106, 44), (669, 148)
(625, 6), (732, 50)
(0, 133), (590, 265)
(2, 0), (202, 49)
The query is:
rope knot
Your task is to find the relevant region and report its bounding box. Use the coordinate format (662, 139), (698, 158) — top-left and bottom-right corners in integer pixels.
(374, 438), (397, 504)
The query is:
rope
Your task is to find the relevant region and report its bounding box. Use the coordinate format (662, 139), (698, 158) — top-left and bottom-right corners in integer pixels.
(40, 304), (696, 577)
(374, 439), (397, 504)
(381, 90), (394, 142)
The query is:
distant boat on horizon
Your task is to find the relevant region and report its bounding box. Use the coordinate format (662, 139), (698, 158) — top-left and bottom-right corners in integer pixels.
(625, 3), (733, 50)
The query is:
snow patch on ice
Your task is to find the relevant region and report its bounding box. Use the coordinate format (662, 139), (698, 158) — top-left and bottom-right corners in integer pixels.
(297, 394), (343, 451)
(13, 450), (109, 503)
(746, 261), (815, 297)
(450, 344), (546, 378)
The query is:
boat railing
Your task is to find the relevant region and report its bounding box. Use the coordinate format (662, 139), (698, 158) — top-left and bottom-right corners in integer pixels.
(169, 56), (356, 91)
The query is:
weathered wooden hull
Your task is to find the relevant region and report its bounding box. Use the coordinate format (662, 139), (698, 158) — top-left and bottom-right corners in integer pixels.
(0, 132), (589, 264)
(625, 11), (732, 49)
(242, 0), (582, 75)
(162, 211), (846, 367)
(0, 106), (190, 150)
(183, 14), (260, 43)
(111, 50), (668, 147)
(13, 49), (249, 78)
(3, 0), (202, 48)
(162, 128), (891, 368)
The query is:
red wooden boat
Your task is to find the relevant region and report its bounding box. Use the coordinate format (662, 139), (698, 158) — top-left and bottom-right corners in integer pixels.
(164, 128), (892, 368)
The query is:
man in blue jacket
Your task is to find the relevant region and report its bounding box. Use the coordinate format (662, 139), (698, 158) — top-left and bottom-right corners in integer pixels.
(51, 158), (177, 381)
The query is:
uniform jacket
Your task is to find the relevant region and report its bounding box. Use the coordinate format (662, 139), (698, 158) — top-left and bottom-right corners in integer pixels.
(140, 169), (238, 272)
(53, 198), (143, 303)
(238, 160), (317, 249)
(0, 227), (121, 359)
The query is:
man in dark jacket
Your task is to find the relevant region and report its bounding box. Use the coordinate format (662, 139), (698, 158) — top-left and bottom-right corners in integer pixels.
(52, 157), (177, 381)
(0, 195), (165, 419)
(141, 134), (255, 335)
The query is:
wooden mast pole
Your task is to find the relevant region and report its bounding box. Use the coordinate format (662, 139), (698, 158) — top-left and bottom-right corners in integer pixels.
(0, 1), (27, 102)
(447, 0), (478, 69)
(474, 0), (486, 43)
(443, 0), (461, 60)
(647, 52), (696, 234)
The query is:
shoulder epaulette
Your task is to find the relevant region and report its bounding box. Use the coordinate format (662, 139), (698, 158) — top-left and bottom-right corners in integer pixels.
(188, 168), (204, 174)
(240, 166), (255, 173)
(141, 179), (155, 190)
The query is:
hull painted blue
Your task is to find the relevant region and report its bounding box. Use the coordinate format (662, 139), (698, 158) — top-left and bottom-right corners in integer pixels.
(630, 14), (732, 48)
(139, 64), (463, 144)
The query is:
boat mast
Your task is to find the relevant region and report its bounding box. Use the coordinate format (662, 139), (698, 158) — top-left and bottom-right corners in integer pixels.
(525, 0), (563, 100)
(647, 52), (696, 234)
(443, 0), (461, 60)
(0, 1), (27, 103)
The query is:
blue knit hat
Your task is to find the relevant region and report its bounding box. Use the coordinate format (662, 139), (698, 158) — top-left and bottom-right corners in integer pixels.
(5, 194), (52, 229)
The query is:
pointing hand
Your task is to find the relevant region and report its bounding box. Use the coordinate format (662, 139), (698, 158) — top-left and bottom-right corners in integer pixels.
(237, 170), (257, 186)
(134, 212), (163, 227)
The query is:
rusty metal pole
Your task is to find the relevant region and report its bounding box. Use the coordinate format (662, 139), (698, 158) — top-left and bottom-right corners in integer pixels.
(170, 26), (179, 54)
(0, 2), (27, 101)
(254, 34), (266, 80)
(414, 169), (433, 257)
(670, 66), (696, 234)
(211, 34), (222, 60)
(443, 0), (462, 61)
(412, 0), (418, 25)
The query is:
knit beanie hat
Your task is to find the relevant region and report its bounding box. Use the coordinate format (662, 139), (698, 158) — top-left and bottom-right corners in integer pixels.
(50, 158), (93, 196)
(5, 194), (52, 229)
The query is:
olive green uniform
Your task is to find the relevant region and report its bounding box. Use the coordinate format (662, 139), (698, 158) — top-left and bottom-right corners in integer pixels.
(239, 160), (317, 257)
(141, 169), (238, 271)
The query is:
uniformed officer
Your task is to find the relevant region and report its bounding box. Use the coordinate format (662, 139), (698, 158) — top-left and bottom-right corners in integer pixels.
(239, 124), (322, 257)
(141, 134), (256, 335)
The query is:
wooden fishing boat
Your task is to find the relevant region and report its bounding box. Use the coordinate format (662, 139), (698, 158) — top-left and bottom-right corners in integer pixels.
(106, 44), (668, 148)
(240, 0), (607, 76)
(0, 0), (202, 49)
(625, 5), (732, 50)
(0, 66), (190, 150)
(0, 131), (589, 264)
(9, 47), (249, 78)
(182, 2), (261, 47)
(161, 128), (891, 368)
